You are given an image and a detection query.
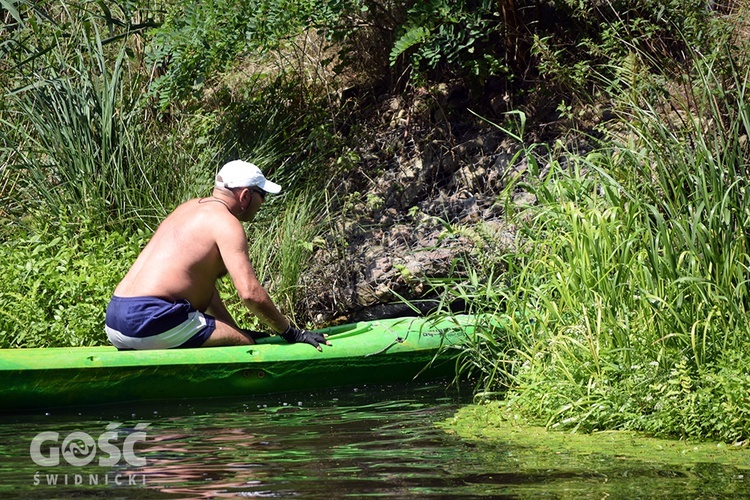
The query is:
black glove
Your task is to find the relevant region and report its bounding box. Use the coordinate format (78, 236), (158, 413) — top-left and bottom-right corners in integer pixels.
(280, 325), (329, 351)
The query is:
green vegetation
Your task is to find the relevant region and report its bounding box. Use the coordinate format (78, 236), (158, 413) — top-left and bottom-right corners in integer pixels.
(437, 19), (750, 442)
(443, 402), (750, 469)
(2, 0), (750, 445)
(441, 402), (750, 496)
(0, 221), (145, 347)
(0, 0), (335, 346)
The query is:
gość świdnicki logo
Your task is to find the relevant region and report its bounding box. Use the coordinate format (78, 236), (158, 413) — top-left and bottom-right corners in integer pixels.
(30, 423), (149, 486)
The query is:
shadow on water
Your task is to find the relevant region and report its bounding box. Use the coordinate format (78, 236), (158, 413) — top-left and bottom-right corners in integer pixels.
(0, 381), (747, 498)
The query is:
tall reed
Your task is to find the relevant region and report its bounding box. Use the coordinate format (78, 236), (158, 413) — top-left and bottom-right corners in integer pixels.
(442, 44), (750, 441)
(601, 46), (750, 366)
(1, 14), (177, 230)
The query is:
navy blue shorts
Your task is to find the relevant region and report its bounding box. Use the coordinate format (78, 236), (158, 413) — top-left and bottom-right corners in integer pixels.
(105, 296), (215, 350)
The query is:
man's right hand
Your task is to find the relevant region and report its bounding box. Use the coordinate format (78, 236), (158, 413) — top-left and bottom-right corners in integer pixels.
(280, 325), (331, 351)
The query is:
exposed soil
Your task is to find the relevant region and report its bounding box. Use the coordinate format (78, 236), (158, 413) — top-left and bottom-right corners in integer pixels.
(299, 85), (548, 326)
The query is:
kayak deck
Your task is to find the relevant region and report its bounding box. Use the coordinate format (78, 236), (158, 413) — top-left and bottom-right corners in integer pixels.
(0, 315), (476, 411)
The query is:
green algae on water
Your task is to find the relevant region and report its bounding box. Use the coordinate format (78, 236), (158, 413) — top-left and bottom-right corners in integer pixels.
(442, 402), (750, 470)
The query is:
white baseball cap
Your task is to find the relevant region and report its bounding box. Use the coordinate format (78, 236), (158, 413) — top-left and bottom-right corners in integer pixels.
(215, 160), (282, 194)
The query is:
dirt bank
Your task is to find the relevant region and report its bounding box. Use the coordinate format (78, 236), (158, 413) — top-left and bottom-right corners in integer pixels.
(300, 86), (545, 325)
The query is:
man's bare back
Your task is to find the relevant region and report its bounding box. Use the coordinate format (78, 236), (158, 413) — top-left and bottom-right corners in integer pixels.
(114, 199), (238, 312)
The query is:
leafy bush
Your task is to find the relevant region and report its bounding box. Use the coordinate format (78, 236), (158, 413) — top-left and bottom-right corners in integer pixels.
(531, 0), (723, 99)
(0, 221), (148, 348)
(145, 0), (335, 110)
(145, 0), (253, 109)
(390, 0), (508, 85)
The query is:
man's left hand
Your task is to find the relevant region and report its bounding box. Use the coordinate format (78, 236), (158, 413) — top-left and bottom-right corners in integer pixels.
(280, 325), (331, 351)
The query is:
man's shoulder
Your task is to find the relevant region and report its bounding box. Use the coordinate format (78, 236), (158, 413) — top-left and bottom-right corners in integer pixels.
(164, 199), (239, 231)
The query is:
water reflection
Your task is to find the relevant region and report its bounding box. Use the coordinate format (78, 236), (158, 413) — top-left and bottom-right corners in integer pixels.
(0, 382), (747, 498)
(137, 394), (472, 498)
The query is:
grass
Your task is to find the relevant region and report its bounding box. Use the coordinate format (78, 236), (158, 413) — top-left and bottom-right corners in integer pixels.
(436, 42), (750, 443)
(1, 18), (180, 231)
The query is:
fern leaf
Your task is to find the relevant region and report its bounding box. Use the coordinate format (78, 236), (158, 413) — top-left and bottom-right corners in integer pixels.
(389, 26), (430, 66)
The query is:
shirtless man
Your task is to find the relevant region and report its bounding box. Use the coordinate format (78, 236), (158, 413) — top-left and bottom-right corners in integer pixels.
(105, 160), (330, 351)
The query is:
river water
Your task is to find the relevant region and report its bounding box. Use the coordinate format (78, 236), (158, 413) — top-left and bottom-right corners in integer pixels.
(0, 381), (747, 498)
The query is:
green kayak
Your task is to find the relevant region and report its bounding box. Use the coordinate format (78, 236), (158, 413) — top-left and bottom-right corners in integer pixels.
(0, 315), (476, 412)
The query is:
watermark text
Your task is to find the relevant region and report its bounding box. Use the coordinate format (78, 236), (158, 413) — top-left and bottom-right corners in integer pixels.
(29, 423), (149, 487)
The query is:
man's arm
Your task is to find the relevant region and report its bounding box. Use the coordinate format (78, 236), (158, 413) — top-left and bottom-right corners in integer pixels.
(215, 221), (290, 333)
(214, 217), (330, 350)
(237, 275), (290, 333)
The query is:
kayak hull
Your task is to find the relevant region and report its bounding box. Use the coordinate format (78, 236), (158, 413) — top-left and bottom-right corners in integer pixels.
(0, 316), (474, 411)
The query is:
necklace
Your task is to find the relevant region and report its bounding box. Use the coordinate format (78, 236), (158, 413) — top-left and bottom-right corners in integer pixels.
(199, 196), (233, 214)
